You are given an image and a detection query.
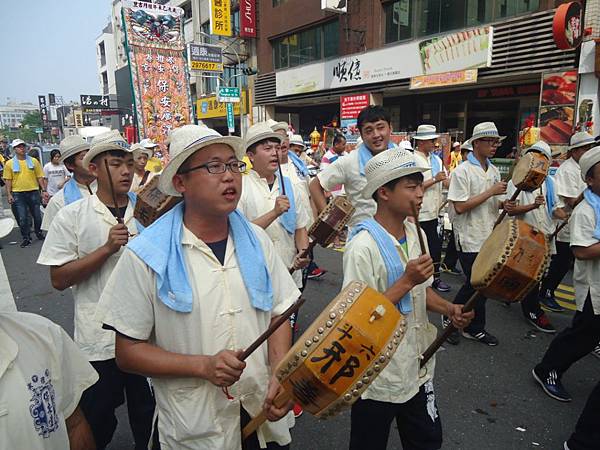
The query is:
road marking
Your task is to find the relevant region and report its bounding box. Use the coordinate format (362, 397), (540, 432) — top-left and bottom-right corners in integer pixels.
(555, 284), (576, 311)
(558, 284), (574, 293)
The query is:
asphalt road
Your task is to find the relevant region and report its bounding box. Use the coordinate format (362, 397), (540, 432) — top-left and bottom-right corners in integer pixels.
(2, 229), (598, 450)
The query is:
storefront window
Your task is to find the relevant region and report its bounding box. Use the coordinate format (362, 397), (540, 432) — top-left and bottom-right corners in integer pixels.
(273, 20), (339, 70)
(323, 21), (339, 58)
(384, 0), (412, 43)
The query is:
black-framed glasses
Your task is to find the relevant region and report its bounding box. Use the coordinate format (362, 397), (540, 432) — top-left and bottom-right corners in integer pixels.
(178, 160), (247, 175)
(479, 138), (501, 146)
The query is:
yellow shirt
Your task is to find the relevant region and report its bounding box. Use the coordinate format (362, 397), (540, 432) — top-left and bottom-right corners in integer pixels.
(449, 151), (462, 171)
(145, 157), (163, 173)
(3, 158), (44, 192)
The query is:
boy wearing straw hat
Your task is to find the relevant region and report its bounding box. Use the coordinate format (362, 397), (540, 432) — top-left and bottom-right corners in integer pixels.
(445, 122), (508, 346)
(41, 135), (97, 231)
(343, 149), (472, 450)
(533, 145), (600, 403)
(96, 124), (300, 449)
(37, 130), (155, 449)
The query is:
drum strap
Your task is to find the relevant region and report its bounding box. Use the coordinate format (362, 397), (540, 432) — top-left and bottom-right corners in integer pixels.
(140, 170), (150, 187)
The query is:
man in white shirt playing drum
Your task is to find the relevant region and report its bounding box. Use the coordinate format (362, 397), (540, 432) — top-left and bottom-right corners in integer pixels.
(343, 149), (472, 450)
(96, 125), (300, 450)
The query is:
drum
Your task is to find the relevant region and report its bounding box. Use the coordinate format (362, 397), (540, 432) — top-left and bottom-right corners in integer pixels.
(133, 175), (182, 228)
(511, 152), (549, 192)
(309, 196), (355, 247)
(471, 218), (550, 303)
(275, 281), (406, 418)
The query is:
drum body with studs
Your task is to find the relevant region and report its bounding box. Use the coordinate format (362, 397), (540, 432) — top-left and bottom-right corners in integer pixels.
(275, 281), (406, 419)
(133, 175), (182, 228)
(511, 152), (550, 192)
(471, 218), (550, 302)
(309, 196), (355, 247)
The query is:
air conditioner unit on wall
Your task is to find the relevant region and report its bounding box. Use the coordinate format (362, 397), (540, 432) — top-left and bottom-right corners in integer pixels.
(322, 0), (347, 14)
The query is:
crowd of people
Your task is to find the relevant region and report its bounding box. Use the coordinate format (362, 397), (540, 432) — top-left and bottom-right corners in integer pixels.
(0, 105), (599, 450)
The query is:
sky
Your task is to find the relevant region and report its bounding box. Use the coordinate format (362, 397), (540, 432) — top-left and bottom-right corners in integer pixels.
(0, 1), (111, 105)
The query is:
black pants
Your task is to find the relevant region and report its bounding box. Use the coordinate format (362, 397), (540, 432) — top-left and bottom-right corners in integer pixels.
(453, 252), (487, 334)
(420, 219), (441, 278)
(241, 407), (289, 450)
(349, 382), (442, 450)
(521, 283), (543, 317)
(443, 230), (459, 270)
(540, 241), (574, 298)
(537, 294), (600, 378)
(567, 380), (600, 450)
(80, 359), (155, 450)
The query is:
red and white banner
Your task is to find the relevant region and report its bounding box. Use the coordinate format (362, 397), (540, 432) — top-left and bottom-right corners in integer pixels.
(340, 94), (369, 119)
(239, 0), (256, 38)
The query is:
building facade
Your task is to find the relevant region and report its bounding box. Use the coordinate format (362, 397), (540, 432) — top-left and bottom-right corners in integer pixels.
(0, 103), (39, 129)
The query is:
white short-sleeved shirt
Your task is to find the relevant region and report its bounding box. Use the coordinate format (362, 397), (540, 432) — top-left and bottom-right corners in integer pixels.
(130, 170), (156, 192)
(239, 170), (310, 287)
(414, 151), (446, 222)
(43, 162), (70, 196)
(317, 149), (375, 229)
(281, 161), (314, 228)
(37, 195), (138, 361)
(96, 224), (300, 450)
(320, 150), (347, 196)
(569, 200), (600, 314)
(41, 180), (97, 231)
(0, 311), (98, 450)
(448, 160), (504, 253)
(342, 220), (437, 404)
(554, 158), (587, 242)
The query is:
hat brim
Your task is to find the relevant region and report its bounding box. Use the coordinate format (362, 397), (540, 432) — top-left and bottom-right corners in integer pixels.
(59, 143), (90, 164)
(82, 143), (133, 168)
(159, 135), (244, 197)
(413, 134), (440, 140)
(580, 146), (600, 181)
(363, 165), (429, 198)
(569, 139), (596, 151)
(245, 132), (283, 151)
(470, 134), (507, 142)
(290, 142), (306, 150)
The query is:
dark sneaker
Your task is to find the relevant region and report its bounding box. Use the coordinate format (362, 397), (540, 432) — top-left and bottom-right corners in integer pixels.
(524, 312), (556, 333)
(441, 315), (460, 345)
(462, 330), (499, 346)
(539, 295), (565, 313)
(307, 268), (327, 280)
(591, 345), (600, 360)
(433, 278), (451, 293)
(35, 232), (45, 240)
(20, 238), (31, 248)
(532, 366), (572, 402)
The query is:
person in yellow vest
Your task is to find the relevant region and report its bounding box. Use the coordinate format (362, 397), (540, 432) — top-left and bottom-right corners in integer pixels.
(3, 139), (48, 247)
(449, 141), (462, 171)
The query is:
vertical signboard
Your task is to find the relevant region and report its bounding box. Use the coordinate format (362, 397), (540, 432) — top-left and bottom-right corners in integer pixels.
(38, 95), (49, 124)
(74, 110), (84, 128)
(226, 103), (235, 133)
(239, 0), (256, 38)
(210, 0), (232, 37)
(340, 94), (369, 142)
(538, 70), (578, 151)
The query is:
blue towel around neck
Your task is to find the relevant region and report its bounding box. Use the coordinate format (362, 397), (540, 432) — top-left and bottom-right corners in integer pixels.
(278, 175), (296, 234)
(348, 219), (412, 314)
(430, 153), (442, 177)
(544, 177), (556, 220)
(127, 203), (273, 313)
(467, 152), (493, 171)
(358, 142), (396, 176)
(63, 178), (83, 205)
(288, 152), (308, 177)
(11, 155), (34, 173)
(583, 188), (600, 240)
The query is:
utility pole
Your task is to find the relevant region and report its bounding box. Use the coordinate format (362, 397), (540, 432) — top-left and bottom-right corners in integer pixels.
(191, 0), (203, 124)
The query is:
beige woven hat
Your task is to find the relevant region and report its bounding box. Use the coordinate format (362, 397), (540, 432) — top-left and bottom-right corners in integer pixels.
(139, 138), (159, 149)
(59, 135), (90, 163)
(131, 143), (154, 160)
(244, 122), (283, 152)
(289, 134), (306, 150)
(266, 119), (288, 134)
(579, 146), (600, 181)
(569, 131), (596, 151)
(363, 149), (428, 198)
(413, 124), (439, 140)
(83, 130), (132, 167)
(158, 125), (243, 197)
(526, 140), (552, 160)
(469, 122), (506, 142)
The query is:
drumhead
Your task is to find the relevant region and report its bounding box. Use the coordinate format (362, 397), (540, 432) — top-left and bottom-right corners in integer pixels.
(471, 219), (513, 287)
(511, 153), (533, 187)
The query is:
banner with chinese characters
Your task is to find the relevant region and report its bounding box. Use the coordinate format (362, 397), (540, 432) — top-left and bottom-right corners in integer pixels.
(410, 69), (478, 90)
(239, 0), (256, 38)
(122, 1), (193, 153)
(210, 0), (232, 37)
(340, 94), (369, 142)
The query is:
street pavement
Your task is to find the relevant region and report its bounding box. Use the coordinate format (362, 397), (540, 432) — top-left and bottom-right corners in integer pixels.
(2, 228), (598, 450)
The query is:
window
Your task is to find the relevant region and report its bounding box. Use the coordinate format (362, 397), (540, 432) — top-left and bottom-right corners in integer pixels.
(180, 1), (192, 20)
(385, 0), (412, 43)
(273, 20), (339, 70)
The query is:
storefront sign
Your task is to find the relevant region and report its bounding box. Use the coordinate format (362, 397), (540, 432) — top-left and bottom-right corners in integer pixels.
(239, 0), (256, 38)
(276, 26), (493, 97)
(477, 84), (539, 99)
(196, 90), (248, 120)
(539, 70), (578, 145)
(553, 1), (583, 50)
(188, 43), (223, 73)
(340, 94), (369, 119)
(74, 110), (84, 128)
(80, 95), (110, 109)
(38, 95), (49, 124)
(410, 69), (478, 90)
(210, 0), (232, 37)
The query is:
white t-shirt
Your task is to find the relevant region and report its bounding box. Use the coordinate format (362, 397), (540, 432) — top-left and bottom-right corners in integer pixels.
(96, 225), (300, 450)
(554, 157), (587, 242)
(0, 311), (98, 450)
(37, 194), (138, 361)
(342, 220), (436, 404)
(41, 180), (97, 231)
(447, 159), (504, 253)
(281, 160), (313, 228)
(414, 151), (446, 222)
(570, 200), (600, 315)
(239, 170), (310, 288)
(43, 162), (70, 196)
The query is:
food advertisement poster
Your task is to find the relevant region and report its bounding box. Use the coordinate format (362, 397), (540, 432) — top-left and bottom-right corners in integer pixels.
(539, 70), (577, 147)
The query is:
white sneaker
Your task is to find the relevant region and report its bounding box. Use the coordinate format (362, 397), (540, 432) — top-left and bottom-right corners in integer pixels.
(591, 344), (600, 360)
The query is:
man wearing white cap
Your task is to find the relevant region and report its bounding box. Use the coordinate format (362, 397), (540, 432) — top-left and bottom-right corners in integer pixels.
(533, 145), (600, 403)
(95, 124), (300, 449)
(413, 124), (451, 293)
(37, 130), (155, 449)
(445, 122), (508, 346)
(504, 141), (565, 333)
(41, 135), (97, 231)
(343, 149), (472, 450)
(537, 131), (595, 312)
(289, 134), (315, 167)
(130, 143), (156, 191)
(3, 138), (48, 247)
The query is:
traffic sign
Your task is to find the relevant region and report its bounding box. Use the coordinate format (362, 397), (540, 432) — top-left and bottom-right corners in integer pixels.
(226, 103), (235, 133)
(218, 87), (241, 103)
(35, 127), (43, 134)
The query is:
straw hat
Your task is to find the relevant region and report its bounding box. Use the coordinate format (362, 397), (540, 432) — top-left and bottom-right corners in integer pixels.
(83, 130), (132, 168)
(158, 125), (243, 197)
(399, 140), (413, 151)
(569, 131), (596, 151)
(289, 134), (306, 150)
(363, 149), (428, 198)
(413, 124), (439, 140)
(578, 146), (600, 181)
(469, 122), (506, 142)
(131, 143), (154, 160)
(244, 123), (283, 152)
(266, 119), (288, 134)
(139, 138), (159, 149)
(461, 141), (473, 152)
(10, 139), (26, 148)
(58, 135), (90, 163)
(526, 140), (552, 160)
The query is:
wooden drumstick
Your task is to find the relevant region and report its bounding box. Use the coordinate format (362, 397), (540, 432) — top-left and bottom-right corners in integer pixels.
(104, 159), (124, 224)
(242, 389), (293, 440)
(410, 201), (427, 255)
(86, 183), (93, 195)
(494, 188), (521, 228)
(288, 240), (318, 274)
(276, 151), (286, 196)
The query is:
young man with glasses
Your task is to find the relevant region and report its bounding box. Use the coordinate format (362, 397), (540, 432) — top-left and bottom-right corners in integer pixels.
(444, 122), (508, 346)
